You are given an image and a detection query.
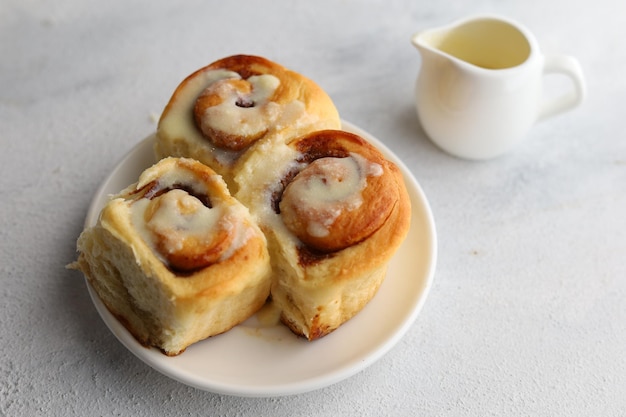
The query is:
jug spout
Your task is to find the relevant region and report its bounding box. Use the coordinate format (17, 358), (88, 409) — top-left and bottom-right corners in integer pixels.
(410, 30), (425, 50)
(411, 28), (449, 68)
(410, 28), (442, 56)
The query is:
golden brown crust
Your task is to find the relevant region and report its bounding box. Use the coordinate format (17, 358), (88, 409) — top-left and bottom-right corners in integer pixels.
(155, 54), (341, 190)
(193, 79), (265, 151)
(234, 129), (412, 341)
(279, 130), (398, 253)
(135, 159), (240, 272)
(71, 157), (272, 355)
(73, 56), (411, 351)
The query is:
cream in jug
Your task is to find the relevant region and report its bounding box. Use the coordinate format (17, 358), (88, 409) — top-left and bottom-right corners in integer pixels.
(411, 15), (586, 159)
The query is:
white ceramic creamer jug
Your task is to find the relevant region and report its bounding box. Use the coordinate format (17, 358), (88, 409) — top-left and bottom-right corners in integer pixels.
(411, 15), (586, 159)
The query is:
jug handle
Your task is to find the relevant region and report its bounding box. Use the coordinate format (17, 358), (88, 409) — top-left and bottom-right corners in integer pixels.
(538, 55), (587, 121)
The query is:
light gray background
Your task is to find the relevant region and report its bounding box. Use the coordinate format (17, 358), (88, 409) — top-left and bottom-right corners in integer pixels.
(2, 0), (625, 415)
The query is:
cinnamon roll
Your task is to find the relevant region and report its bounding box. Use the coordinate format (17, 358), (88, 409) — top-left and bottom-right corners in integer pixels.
(234, 130), (411, 340)
(155, 55), (341, 191)
(70, 157), (271, 355)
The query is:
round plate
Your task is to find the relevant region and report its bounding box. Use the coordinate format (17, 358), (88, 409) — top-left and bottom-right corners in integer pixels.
(83, 121), (437, 397)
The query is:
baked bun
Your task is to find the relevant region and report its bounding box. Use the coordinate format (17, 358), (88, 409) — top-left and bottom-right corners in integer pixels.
(234, 130), (411, 340)
(70, 157), (271, 355)
(155, 54), (341, 191)
(73, 55), (412, 351)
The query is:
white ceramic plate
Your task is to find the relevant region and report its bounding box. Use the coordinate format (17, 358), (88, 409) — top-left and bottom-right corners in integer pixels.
(83, 121), (437, 397)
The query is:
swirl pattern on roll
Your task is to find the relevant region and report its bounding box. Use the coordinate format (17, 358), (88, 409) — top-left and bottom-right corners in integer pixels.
(278, 130), (399, 254)
(155, 55), (341, 189)
(70, 157), (272, 355)
(233, 128), (412, 341)
(73, 55), (411, 351)
(125, 158), (251, 272)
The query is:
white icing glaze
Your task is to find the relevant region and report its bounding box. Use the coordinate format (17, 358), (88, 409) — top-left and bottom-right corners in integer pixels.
(217, 216), (258, 262)
(233, 142), (301, 250)
(282, 153), (383, 237)
(274, 100), (307, 130)
(126, 163), (255, 267)
(158, 69), (241, 144)
(200, 74), (282, 139)
(158, 68), (313, 168)
(145, 189), (228, 254)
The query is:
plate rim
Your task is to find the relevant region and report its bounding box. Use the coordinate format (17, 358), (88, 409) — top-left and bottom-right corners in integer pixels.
(82, 120), (437, 397)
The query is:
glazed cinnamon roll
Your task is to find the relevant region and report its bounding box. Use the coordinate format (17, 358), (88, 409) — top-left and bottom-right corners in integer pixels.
(70, 157), (271, 355)
(235, 130), (411, 340)
(155, 55), (341, 191)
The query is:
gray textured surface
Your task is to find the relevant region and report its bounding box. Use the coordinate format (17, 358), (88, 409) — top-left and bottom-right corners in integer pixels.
(2, 0), (625, 415)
